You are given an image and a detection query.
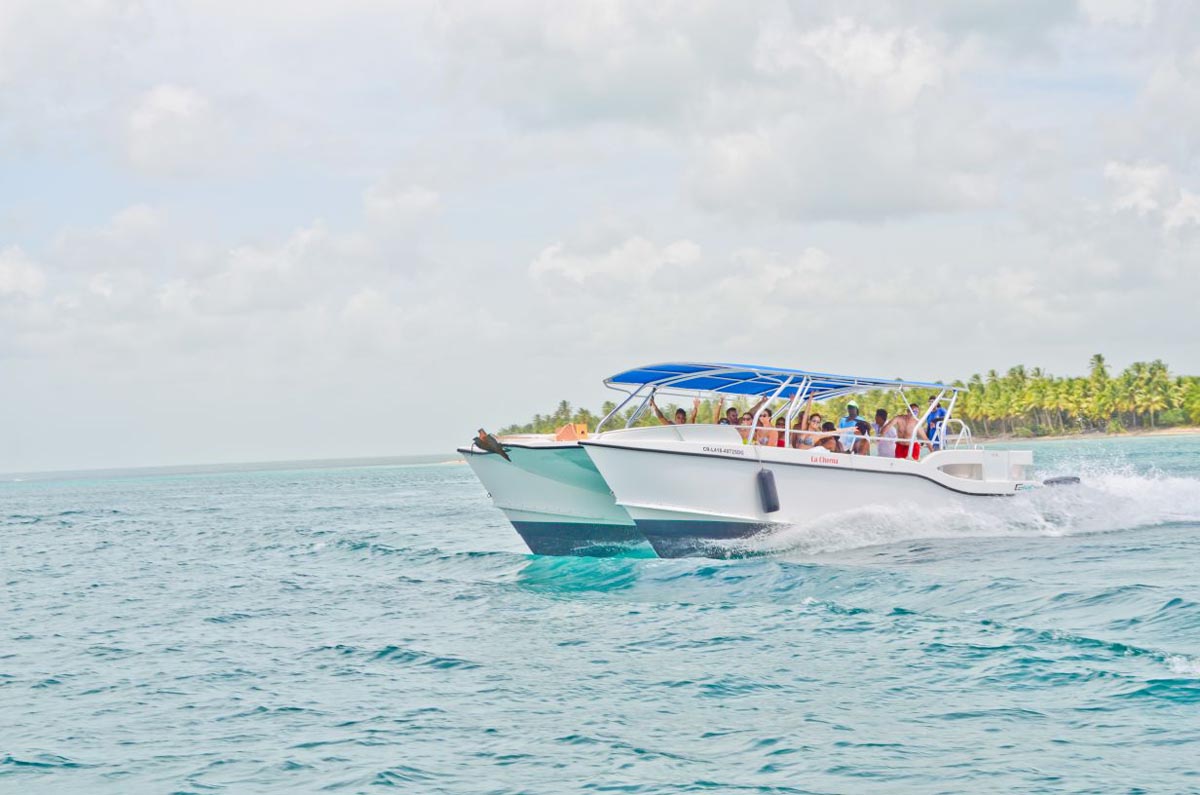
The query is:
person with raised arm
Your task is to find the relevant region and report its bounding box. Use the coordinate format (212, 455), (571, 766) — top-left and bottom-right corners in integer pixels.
(650, 396), (701, 426)
(743, 394), (772, 444)
(790, 394), (817, 448)
(793, 413), (823, 448)
(713, 397), (739, 426)
(747, 394), (770, 418)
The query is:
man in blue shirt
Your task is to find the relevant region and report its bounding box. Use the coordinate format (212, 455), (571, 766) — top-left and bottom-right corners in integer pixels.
(926, 396), (947, 450)
(838, 400), (864, 452)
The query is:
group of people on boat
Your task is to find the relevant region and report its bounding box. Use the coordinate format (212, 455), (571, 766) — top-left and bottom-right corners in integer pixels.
(648, 394), (945, 459)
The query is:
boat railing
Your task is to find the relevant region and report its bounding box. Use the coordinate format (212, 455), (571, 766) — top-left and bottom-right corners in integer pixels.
(765, 426), (930, 455)
(609, 422), (959, 459)
(940, 418), (975, 450)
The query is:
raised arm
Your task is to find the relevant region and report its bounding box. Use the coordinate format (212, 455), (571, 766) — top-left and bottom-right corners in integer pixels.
(649, 397), (669, 426)
(690, 398), (701, 424)
(798, 394), (814, 427)
(712, 397), (725, 424)
(748, 395), (770, 416)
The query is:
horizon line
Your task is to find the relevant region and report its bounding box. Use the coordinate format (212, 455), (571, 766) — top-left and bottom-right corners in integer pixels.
(1, 452), (460, 482)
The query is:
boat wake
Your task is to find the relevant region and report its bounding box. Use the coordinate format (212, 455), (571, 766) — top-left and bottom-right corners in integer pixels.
(724, 465), (1200, 557)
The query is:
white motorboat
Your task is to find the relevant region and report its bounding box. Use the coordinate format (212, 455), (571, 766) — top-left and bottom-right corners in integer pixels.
(578, 363), (1042, 558)
(458, 434), (645, 556)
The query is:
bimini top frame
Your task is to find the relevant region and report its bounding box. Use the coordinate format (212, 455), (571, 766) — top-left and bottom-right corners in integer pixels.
(604, 361), (955, 398)
(595, 361), (962, 435)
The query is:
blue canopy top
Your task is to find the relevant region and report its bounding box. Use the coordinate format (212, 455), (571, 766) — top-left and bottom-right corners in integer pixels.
(605, 362), (957, 400)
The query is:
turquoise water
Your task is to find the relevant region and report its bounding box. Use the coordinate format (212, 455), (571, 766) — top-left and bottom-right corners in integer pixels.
(3, 437), (1200, 793)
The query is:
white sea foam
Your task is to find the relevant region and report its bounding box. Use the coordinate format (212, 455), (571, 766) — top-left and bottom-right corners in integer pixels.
(736, 467), (1200, 556)
(1166, 655), (1200, 677)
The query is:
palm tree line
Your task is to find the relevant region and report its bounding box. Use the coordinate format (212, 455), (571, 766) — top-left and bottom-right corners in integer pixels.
(500, 355), (1200, 438)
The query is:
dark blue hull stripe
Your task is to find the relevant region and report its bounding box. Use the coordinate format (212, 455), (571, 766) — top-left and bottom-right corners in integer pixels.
(510, 521), (648, 557)
(635, 519), (773, 559)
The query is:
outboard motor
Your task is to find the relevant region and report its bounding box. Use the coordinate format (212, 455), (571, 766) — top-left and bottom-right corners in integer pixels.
(757, 469), (781, 513)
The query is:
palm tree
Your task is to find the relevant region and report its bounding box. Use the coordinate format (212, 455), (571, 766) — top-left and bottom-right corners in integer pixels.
(1117, 373), (1139, 427)
(1133, 386), (1152, 427)
(1184, 379), (1200, 424)
(573, 407), (597, 429)
(966, 374), (987, 434)
(553, 400), (572, 426)
(1093, 381), (1117, 429)
(1075, 379), (1094, 429)
(1054, 379), (1073, 431)
(1024, 368), (1045, 430)
(1144, 389), (1168, 428)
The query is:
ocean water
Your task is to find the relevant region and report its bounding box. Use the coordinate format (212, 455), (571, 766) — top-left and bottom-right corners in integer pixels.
(3, 437), (1200, 794)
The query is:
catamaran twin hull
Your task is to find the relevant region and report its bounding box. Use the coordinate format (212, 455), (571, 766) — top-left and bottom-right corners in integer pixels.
(579, 425), (1036, 558)
(462, 426), (1035, 558)
(461, 361), (1044, 558)
(457, 440), (645, 556)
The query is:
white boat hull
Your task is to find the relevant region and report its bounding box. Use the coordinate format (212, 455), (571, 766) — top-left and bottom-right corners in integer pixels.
(581, 425), (1036, 558)
(459, 441), (646, 556)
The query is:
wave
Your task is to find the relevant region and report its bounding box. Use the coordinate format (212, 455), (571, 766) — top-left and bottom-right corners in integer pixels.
(1167, 655), (1200, 676)
(732, 466), (1200, 556)
(0, 754), (92, 770)
(511, 554), (645, 593)
(306, 643), (481, 670)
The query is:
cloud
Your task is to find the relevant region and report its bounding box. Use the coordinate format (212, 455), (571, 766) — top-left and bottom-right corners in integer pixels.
(1103, 160), (1200, 234)
(0, 246), (45, 297)
(1080, 0), (1155, 27)
(0, 195), (481, 382)
(433, 0), (749, 128)
(683, 14), (1018, 221)
(527, 235), (835, 353)
(363, 181), (441, 226)
(431, 5), (1034, 222)
(687, 108), (1003, 221)
(530, 236), (701, 292)
(4, 1), (1200, 469)
(753, 17), (946, 110)
(1164, 189), (1200, 231)
(125, 84), (226, 174)
(1105, 160), (1169, 215)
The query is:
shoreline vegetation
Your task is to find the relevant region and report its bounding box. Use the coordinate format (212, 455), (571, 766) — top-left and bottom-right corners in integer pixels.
(975, 425), (1199, 443)
(500, 355), (1200, 441)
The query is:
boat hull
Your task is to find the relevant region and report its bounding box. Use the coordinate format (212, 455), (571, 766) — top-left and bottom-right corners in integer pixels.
(581, 425), (1034, 558)
(632, 518), (774, 559)
(459, 442), (647, 556)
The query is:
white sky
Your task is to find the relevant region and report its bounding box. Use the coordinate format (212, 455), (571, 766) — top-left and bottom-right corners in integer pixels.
(2, 0), (1199, 471)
